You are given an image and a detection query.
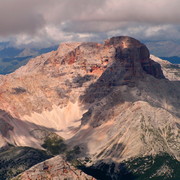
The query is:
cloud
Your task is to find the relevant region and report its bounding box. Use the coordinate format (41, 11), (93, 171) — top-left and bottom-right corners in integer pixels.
(0, 0), (45, 36)
(0, 0), (180, 47)
(60, 0), (180, 34)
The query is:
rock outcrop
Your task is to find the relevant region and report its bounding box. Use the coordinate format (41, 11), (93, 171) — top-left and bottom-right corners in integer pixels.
(105, 36), (165, 79)
(14, 155), (96, 180)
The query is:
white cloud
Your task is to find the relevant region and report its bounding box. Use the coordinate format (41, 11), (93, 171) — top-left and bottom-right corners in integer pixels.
(0, 0), (180, 47)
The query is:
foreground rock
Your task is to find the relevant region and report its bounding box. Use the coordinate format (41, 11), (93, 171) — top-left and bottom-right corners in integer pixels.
(13, 155), (96, 180)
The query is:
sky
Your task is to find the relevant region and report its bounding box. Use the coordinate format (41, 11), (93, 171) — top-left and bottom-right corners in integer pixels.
(0, 0), (180, 48)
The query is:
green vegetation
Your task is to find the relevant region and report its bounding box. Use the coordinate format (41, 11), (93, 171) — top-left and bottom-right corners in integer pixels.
(42, 135), (67, 155)
(79, 153), (180, 180)
(41, 133), (82, 163)
(124, 153), (180, 180)
(65, 145), (81, 162)
(0, 133), (82, 179)
(0, 146), (51, 180)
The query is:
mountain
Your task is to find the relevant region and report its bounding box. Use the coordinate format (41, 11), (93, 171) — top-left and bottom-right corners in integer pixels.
(145, 40), (180, 57)
(0, 36), (179, 179)
(0, 44), (58, 74)
(159, 56), (180, 64)
(1, 40), (179, 75)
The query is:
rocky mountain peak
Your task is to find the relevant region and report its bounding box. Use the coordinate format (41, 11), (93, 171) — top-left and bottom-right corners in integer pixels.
(105, 36), (165, 79)
(55, 36), (165, 81)
(105, 36), (144, 48)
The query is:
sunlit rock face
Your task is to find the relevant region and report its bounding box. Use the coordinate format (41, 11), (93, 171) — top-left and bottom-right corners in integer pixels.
(0, 36), (179, 167)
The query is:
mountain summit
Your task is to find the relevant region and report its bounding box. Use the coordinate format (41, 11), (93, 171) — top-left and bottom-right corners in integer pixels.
(0, 36), (179, 179)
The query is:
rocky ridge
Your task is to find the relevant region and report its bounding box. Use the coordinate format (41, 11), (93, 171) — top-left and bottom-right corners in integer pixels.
(13, 155), (95, 180)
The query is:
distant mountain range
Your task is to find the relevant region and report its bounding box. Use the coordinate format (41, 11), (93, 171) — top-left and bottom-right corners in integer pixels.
(160, 56), (180, 64)
(0, 44), (58, 74)
(145, 40), (180, 57)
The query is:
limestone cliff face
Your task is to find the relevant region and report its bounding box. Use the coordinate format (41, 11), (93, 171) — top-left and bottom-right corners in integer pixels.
(0, 36), (179, 164)
(105, 36), (164, 79)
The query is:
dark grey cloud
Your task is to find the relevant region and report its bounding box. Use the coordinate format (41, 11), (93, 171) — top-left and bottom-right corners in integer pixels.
(0, 0), (46, 36)
(0, 0), (180, 47)
(60, 0), (180, 34)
